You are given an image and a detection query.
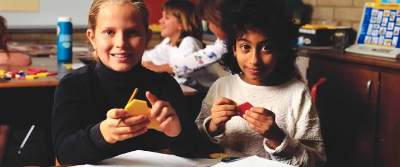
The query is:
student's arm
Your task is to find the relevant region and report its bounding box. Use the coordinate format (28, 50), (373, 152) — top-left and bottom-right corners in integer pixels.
(143, 37), (203, 74)
(142, 38), (170, 66)
(141, 61), (173, 74)
(0, 52), (32, 66)
(169, 39), (227, 77)
(173, 36), (203, 59)
(194, 81), (228, 142)
(262, 88), (326, 167)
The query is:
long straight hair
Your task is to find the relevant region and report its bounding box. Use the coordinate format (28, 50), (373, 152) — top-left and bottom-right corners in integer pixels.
(0, 15), (9, 56)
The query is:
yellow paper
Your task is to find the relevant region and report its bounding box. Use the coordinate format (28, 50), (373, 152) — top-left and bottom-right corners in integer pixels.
(124, 99), (160, 131)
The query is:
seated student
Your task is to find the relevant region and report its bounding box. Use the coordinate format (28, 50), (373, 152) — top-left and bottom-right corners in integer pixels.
(141, 0), (204, 89)
(195, 0), (326, 166)
(52, 0), (197, 165)
(167, 0), (229, 90)
(0, 15), (31, 66)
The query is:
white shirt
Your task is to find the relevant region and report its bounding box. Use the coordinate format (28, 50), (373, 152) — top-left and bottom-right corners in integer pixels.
(142, 36), (203, 84)
(195, 74), (326, 167)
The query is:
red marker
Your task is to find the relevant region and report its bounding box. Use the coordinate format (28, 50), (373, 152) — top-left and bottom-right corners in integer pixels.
(237, 102), (253, 117)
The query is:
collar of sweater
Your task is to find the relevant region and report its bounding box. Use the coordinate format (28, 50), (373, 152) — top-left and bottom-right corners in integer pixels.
(94, 60), (146, 86)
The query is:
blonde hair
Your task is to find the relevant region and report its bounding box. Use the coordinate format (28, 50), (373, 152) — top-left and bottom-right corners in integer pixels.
(88, 0), (149, 30)
(162, 0), (202, 44)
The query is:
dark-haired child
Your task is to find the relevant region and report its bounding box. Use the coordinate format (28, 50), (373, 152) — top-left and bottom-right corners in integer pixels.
(195, 0), (326, 166)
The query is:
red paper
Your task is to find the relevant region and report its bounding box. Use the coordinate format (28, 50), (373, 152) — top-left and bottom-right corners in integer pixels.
(237, 102), (253, 117)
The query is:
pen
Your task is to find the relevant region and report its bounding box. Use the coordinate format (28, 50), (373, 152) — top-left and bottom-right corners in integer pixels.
(17, 125), (35, 155)
(127, 88), (138, 104)
(117, 88), (139, 126)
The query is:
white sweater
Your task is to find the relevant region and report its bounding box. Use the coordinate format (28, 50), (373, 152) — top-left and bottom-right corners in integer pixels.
(195, 74), (326, 167)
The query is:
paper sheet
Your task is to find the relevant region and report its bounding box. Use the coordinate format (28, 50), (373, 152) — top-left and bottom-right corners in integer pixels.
(212, 155), (295, 167)
(75, 150), (219, 167)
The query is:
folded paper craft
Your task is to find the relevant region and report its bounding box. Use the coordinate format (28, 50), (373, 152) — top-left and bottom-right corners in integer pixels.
(124, 99), (160, 131)
(237, 102), (253, 117)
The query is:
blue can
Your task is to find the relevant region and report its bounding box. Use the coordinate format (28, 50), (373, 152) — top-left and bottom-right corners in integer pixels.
(57, 16), (73, 63)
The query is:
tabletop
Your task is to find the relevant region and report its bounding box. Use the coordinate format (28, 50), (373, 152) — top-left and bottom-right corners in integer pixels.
(0, 56), (198, 96)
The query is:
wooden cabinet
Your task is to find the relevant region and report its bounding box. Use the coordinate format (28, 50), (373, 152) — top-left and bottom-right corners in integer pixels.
(301, 49), (400, 167)
(377, 72), (400, 167)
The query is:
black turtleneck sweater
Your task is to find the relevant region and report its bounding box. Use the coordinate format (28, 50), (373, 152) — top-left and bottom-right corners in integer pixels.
(52, 62), (197, 165)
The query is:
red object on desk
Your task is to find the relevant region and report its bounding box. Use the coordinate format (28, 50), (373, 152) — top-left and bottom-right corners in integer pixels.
(237, 102), (253, 117)
(27, 67), (47, 75)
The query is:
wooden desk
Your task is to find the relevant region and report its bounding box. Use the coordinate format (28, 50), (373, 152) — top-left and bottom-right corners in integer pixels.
(1, 56), (198, 96)
(0, 57), (64, 88)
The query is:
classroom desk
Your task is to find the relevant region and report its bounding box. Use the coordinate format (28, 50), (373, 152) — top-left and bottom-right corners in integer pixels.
(0, 56), (197, 95)
(0, 59), (59, 88)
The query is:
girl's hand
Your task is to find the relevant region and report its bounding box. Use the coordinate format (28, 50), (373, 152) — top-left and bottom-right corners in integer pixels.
(243, 107), (285, 148)
(146, 91), (181, 137)
(100, 109), (150, 144)
(208, 97), (237, 136)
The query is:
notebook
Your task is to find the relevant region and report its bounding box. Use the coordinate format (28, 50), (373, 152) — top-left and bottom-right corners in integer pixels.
(345, 2), (400, 58)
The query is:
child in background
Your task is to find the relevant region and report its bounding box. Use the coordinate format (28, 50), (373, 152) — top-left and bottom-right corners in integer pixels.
(141, 0), (204, 88)
(0, 15), (31, 66)
(167, 0), (228, 90)
(195, 0), (326, 166)
(52, 0), (197, 165)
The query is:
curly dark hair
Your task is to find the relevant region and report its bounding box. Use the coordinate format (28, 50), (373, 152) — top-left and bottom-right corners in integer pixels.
(220, 0), (298, 85)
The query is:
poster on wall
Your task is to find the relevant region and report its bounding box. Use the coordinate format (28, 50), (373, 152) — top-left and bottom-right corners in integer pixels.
(0, 0), (39, 12)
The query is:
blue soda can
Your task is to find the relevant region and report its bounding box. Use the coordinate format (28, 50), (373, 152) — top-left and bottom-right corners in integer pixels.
(57, 16), (73, 63)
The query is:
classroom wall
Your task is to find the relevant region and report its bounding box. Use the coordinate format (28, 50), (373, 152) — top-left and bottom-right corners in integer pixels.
(303, 0), (374, 31)
(0, 0), (90, 29)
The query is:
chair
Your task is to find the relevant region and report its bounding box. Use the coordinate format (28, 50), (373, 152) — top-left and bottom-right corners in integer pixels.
(310, 77), (327, 110)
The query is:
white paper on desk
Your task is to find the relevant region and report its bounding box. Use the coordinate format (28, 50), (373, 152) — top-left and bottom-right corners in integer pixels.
(76, 150), (219, 167)
(212, 155), (295, 167)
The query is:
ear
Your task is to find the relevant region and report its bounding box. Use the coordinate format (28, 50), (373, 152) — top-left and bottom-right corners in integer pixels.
(178, 23), (184, 31)
(86, 29), (96, 49)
